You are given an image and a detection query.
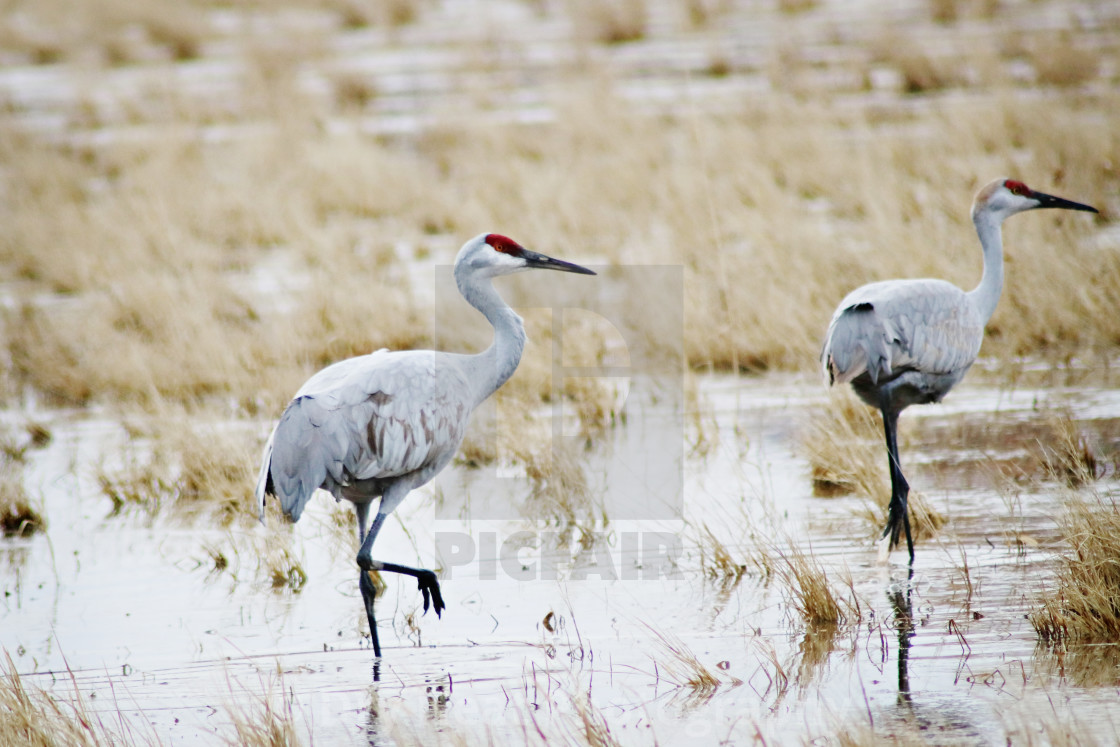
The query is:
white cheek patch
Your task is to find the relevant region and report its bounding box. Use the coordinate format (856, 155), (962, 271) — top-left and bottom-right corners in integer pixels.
(489, 249), (526, 272)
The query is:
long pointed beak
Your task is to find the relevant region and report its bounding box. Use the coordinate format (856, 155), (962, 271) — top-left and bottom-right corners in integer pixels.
(1031, 190), (1099, 214)
(522, 249), (597, 275)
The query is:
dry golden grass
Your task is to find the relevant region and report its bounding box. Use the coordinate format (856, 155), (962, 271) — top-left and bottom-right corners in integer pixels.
(1035, 409), (1104, 487)
(3, 80), (1117, 415)
(692, 521), (747, 585)
(774, 545), (860, 628)
(777, 0), (818, 14)
(1030, 39), (1100, 88)
(97, 424), (260, 526)
(1031, 491), (1120, 645)
(569, 0), (648, 45)
(0, 0), (210, 66)
(220, 672), (305, 747)
(569, 691), (624, 747)
(0, 650), (155, 746)
(801, 391), (886, 500)
(643, 623), (741, 698)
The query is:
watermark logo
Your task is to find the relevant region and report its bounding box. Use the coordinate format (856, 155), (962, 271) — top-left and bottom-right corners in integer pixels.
(433, 264), (685, 522)
(435, 530), (684, 581)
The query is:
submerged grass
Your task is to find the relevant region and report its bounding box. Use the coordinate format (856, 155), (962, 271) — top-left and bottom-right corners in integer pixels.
(1031, 490), (1120, 645)
(0, 474), (44, 539)
(0, 425), (45, 538)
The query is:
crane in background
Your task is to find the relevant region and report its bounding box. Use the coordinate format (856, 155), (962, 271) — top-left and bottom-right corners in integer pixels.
(822, 177), (1097, 564)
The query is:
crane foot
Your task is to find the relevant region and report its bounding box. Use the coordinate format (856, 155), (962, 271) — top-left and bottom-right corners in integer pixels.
(417, 569), (445, 617)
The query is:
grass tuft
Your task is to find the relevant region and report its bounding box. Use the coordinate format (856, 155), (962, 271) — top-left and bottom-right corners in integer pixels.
(221, 673), (304, 747)
(1036, 410), (1103, 487)
(693, 521), (747, 586)
(1031, 491), (1120, 645)
(0, 426), (45, 538)
(774, 545), (859, 628)
(571, 0), (647, 44)
(0, 650), (150, 746)
(0, 479), (45, 538)
(801, 391), (885, 499)
(645, 624), (737, 696)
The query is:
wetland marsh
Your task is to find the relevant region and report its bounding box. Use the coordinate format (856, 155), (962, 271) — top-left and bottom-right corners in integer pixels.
(2, 0), (1120, 744)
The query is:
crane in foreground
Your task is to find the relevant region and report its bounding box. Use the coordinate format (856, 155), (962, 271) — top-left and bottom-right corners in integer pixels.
(255, 233), (595, 656)
(821, 178), (1097, 564)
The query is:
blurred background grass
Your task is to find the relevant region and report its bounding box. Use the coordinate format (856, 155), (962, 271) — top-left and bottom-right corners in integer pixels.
(0, 0), (1116, 416)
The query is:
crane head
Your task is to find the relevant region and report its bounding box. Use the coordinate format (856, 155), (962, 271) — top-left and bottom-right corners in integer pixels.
(456, 233), (596, 277)
(972, 177), (1099, 223)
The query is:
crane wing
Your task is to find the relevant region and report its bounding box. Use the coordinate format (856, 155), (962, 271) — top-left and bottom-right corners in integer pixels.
(257, 350), (471, 521)
(822, 279), (984, 387)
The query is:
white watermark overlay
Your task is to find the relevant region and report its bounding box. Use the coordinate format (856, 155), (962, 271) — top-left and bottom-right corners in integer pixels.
(435, 530), (684, 581)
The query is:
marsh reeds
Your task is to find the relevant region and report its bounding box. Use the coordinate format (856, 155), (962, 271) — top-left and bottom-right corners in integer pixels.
(773, 544), (860, 629)
(1036, 410), (1104, 488)
(644, 624), (740, 699)
(693, 521), (747, 586)
(801, 391), (886, 500)
(220, 671), (305, 747)
(0, 651), (154, 746)
(97, 424), (259, 527)
(3, 72), (1116, 416)
(1031, 491), (1120, 645)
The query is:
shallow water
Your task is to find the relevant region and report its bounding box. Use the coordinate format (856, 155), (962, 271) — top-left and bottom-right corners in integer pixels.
(3, 373), (1120, 744)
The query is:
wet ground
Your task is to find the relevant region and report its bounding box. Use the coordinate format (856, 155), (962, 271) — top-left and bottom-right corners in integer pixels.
(3, 373), (1120, 744)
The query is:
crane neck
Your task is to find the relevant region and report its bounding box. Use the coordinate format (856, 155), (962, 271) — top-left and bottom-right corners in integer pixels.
(967, 209), (1005, 325)
(455, 267), (526, 409)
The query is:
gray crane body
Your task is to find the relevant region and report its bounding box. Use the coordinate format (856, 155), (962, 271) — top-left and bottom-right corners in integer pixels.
(824, 277), (984, 412)
(254, 232), (595, 657)
(258, 349), (473, 524)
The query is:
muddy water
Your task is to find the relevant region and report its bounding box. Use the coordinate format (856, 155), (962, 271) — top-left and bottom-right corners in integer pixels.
(3, 375), (1120, 744)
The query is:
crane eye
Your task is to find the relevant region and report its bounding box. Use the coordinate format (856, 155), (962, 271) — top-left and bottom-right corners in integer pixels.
(1004, 180), (1030, 197)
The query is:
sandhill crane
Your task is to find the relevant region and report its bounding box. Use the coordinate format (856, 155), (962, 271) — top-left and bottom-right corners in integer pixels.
(821, 178), (1097, 564)
(255, 233), (595, 656)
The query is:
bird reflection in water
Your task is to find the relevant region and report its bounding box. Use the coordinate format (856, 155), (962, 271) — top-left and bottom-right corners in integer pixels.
(887, 574), (916, 704)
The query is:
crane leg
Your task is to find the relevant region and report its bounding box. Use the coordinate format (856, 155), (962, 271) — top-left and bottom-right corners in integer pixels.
(878, 401), (914, 565)
(353, 505), (446, 658)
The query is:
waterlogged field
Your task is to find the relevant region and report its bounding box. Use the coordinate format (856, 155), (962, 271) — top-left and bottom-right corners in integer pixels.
(4, 377), (1120, 744)
(2, 0), (1120, 744)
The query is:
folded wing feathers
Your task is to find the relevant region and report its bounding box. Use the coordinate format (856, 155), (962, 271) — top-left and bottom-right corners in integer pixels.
(824, 281), (982, 388)
(258, 351), (469, 522)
